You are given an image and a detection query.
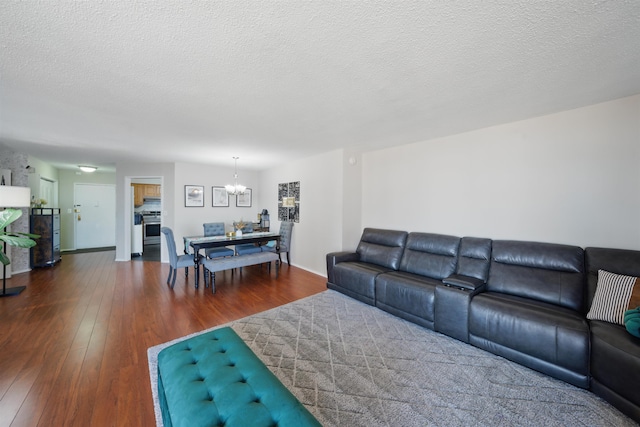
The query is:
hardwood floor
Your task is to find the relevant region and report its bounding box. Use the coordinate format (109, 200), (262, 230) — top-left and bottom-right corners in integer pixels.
(0, 251), (327, 426)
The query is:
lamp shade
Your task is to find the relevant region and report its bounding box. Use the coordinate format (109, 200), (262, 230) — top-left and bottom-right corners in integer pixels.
(0, 186), (31, 208)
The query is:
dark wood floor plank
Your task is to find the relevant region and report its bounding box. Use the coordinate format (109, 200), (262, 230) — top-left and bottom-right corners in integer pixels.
(10, 345), (73, 427)
(0, 364), (40, 427)
(0, 251), (326, 426)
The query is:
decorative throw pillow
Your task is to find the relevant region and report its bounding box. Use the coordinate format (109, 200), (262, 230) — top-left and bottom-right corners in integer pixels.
(586, 269), (640, 325)
(624, 307), (640, 338)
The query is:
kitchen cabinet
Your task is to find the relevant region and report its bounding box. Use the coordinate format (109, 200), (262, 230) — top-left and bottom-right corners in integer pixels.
(132, 184), (160, 207)
(132, 184), (144, 207)
(30, 208), (61, 267)
(144, 184), (161, 197)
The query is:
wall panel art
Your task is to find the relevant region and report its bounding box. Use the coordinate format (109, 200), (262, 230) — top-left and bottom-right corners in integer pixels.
(278, 181), (300, 222)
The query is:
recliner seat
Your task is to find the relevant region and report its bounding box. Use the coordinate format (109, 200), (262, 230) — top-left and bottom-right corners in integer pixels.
(468, 240), (589, 388)
(375, 232), (460, 329)
(327, 228), (407, 305)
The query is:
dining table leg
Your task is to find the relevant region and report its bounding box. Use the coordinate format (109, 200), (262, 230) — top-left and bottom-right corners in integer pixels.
(193, 251), (201, 289)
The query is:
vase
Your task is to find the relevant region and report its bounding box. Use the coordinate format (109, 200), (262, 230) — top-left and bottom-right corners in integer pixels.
(236, 229), (243, 237)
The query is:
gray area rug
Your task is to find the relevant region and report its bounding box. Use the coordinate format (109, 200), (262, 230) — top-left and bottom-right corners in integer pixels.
(148, 290), (635, 426)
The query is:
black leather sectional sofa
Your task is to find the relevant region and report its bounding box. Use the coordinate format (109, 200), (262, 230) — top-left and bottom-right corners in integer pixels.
(326, 228), (640, 423)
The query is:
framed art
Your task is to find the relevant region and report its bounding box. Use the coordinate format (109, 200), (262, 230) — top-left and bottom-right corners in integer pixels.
(282, 196), (295, 207)
(212, 186), (229, 207)
(236, 188), (252, 207)
(278, 181), (300, 222)
(185, 185), (204, 207)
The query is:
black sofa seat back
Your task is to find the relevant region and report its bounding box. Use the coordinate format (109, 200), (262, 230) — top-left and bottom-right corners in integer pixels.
(455, 237), (492, 282)
(399, 232), (460, 279)
(356, 228), (408, 270)
(585, 247), (640, 309)
(487, 240), (586, 312)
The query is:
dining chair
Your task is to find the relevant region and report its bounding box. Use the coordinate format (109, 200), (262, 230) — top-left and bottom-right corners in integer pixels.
(203, 222), (235, 259)
(234, 222), (262, 255)
(262, 221), (293, 264)
(161, 227), (197, 288)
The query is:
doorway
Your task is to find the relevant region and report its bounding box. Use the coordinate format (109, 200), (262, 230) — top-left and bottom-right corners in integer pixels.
(130, 177), (162, 262)
(74, 183), (116, 249)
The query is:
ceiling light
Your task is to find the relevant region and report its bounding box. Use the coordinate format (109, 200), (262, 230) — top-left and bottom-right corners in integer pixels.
(225, 157), (246, 195)
(79, 165), (97, 173)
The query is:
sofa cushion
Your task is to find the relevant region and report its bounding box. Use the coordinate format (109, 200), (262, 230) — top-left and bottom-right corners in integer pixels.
(375, 271), (441, 328)
(330, 261), (391, 305)
(590, 320), (640, 414)
(469, 291), (590, 387)
(356, 228), (408, 270)
(487, 240), (585, 312)
(587, 269), (640, 325)
(398, 232), (460, 279)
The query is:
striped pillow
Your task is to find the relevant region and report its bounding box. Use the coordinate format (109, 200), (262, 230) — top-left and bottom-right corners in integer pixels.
(587, 270), (640, 325)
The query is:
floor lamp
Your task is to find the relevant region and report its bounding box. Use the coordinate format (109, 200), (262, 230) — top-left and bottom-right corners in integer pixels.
(0, 185), (31, 297)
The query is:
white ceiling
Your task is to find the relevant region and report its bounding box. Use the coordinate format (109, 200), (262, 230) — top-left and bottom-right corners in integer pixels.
(1, 1), (639, 172)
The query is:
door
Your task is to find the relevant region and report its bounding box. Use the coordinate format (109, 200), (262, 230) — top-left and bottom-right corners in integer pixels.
(40, 177), (55, 207)
(74, 184), (116, 249)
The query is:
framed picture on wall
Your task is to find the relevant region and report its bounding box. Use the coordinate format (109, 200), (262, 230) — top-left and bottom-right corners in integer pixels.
(277, 181), (300, 222)
(236, 188), (252, 207)
(212, 186), (229, 207)
(185, 185), (204, 207)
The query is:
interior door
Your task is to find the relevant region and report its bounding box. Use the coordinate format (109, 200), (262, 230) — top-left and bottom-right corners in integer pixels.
(74, 183), (116, 249)
(40, 177), (55, 207)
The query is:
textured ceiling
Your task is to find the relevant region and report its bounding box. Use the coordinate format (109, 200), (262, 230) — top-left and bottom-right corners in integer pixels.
(1, 1), (639, 171)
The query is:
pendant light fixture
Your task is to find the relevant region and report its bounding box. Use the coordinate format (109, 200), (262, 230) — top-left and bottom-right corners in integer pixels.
(225, 157), (246, 195)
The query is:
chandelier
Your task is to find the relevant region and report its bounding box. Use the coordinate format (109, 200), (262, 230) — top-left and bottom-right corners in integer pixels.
(225, 157), (246, 195)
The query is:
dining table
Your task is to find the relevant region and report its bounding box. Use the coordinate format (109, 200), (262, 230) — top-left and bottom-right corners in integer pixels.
(184, 231), (281, 288)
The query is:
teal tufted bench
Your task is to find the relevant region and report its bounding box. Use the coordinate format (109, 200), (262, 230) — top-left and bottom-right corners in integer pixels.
(157, 327), (321, 427)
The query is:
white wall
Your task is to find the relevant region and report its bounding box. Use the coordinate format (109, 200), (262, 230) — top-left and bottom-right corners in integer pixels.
(362, 94), (640, 250)
(260, 150), (344, 275)
(341, 149), (363, 251)
(113, 95), (639, 275)
(27, 155), (59, 205)
(172, 162), (262, 247)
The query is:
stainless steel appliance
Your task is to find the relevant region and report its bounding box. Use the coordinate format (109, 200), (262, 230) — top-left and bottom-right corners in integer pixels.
(143, 211), (161, 245)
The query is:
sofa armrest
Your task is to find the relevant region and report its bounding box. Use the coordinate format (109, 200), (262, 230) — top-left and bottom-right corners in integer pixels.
(326, 251), (360, 283)
(442, 274), (486, 294)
